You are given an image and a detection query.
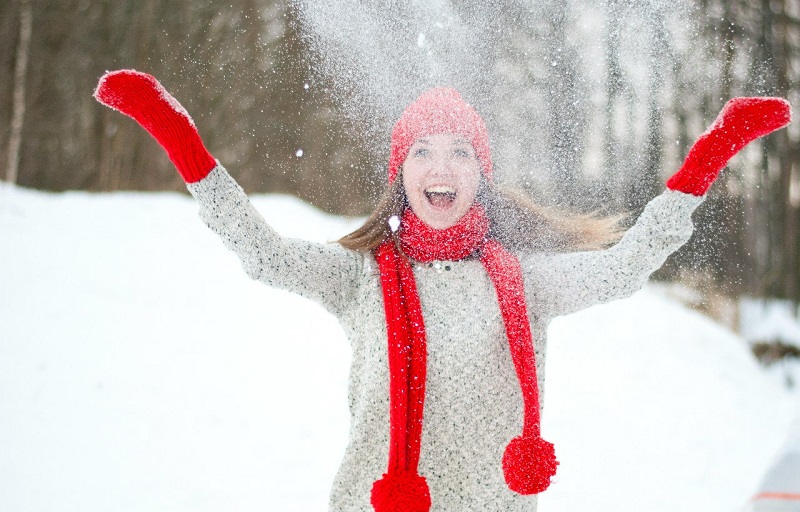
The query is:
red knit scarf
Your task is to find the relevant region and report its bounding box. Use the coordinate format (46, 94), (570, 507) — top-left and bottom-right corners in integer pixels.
(371, 204), (558, 512)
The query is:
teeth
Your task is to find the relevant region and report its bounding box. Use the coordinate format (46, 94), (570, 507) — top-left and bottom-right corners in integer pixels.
(425, 185), (456, 194)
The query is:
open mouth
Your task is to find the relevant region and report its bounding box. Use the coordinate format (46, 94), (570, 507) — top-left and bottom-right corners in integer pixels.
(424, 185), (457, 209)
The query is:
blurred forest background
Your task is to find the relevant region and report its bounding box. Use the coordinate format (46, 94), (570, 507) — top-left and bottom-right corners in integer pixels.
(1, 0), (799, 306)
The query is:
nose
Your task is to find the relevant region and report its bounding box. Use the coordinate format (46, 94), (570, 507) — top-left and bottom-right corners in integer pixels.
(430, 152), (455, 177)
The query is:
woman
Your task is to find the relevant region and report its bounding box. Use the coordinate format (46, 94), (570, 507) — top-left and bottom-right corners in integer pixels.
(94, 70), (790, 512)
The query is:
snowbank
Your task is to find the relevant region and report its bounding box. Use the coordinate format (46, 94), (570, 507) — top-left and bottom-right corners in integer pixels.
(1, 185), (797, 512)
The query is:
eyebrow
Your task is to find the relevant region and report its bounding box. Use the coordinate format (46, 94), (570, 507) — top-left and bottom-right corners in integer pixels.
(412, 138), (471, 145)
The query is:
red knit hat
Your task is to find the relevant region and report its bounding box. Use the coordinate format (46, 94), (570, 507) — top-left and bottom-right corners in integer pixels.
(388, 87), (493, 183)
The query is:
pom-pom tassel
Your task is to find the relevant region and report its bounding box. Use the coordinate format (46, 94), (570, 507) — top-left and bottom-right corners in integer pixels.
(502, 435), (559, 495)
(371, 471), (431, 512)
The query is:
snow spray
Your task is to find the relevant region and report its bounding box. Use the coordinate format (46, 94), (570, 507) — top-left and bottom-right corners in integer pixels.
(292, 0), (699, 211)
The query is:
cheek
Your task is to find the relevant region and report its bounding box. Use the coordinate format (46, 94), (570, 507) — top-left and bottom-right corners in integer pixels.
(459, 171), (481, 204)
(406, 189), (424, 210)
(401, 162), (424, 191)
(401, 171), (420, 203)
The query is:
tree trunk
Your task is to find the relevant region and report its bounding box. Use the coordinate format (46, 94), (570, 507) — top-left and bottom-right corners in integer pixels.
(5, 0), (32, 185)
(602, 0), (623, 207)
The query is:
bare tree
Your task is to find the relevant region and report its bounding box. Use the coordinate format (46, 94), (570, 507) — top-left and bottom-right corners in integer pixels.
(2, 0), (798, 303)
(4, 0), (32, 185)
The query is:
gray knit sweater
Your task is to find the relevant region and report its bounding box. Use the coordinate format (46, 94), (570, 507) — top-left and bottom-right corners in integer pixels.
(188, 165), (704, 512)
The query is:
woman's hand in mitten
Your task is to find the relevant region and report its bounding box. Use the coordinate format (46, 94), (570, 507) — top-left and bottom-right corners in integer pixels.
(666, 97), (791, 196)
(93, 70), (217, 183)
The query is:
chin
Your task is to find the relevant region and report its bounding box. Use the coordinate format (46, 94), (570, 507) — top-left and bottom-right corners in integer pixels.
(420, 210), (462, 230)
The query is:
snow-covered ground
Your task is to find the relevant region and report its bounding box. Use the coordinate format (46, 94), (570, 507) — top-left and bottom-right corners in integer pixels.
(740, 297), (800, 349)
(1, 185), (799, 512)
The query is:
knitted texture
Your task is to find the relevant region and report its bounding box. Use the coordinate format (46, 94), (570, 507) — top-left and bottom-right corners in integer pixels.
(371, 472), (431, 512)
(94, 70), (216, 183)
(188, 165), (703, 511)
(400, 204), (489, 262)
(479, 239), (558, 493)
(388, 88), (492, 183)
(373, 204), (557, 509)
(373, 240), (431, 510)
(502, 435), (558, 495)
(666, 97), (791, 196)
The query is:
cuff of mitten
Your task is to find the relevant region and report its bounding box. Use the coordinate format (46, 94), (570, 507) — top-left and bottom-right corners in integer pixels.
(174, 142), (217, 183)
(665, 170), (715, 196)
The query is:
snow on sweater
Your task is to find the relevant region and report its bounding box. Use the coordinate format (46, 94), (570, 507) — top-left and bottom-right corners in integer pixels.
(188, 165), (704, 512)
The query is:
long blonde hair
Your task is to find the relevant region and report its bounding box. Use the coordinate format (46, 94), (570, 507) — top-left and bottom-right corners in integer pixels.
(337, 175), (627, 253)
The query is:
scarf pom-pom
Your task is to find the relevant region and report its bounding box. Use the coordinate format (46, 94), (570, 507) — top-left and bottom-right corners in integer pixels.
(502, 435), (559, 495)
(371, 471), (431, 512)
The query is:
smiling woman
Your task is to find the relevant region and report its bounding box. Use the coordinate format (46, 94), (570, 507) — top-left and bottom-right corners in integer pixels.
(93, 70), (791, 512)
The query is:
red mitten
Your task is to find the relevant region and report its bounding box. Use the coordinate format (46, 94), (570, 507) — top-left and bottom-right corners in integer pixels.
(94, 70), (216, 183)
(666, 97), (792, 196)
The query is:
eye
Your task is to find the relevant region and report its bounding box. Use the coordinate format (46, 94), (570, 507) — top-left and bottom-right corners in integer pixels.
(412, 147), (430, 157)
(453, 147), (472, 158)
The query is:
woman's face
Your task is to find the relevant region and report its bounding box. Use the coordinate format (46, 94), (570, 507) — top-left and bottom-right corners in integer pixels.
(401, 133), (481, 230)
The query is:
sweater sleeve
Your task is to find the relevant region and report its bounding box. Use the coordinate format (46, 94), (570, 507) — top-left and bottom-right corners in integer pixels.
(522, 189), (704, 319)
(186, 164), (363, 318)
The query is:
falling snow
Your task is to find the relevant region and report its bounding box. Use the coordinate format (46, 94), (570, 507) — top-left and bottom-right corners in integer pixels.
(292, 0), (698, 208)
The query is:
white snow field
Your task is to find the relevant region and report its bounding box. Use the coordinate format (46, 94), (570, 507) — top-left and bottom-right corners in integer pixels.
(1, 184), (798, 512)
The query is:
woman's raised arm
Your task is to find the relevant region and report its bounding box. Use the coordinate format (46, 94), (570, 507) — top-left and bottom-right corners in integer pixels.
(524, 97), (791, 319)
(94, 70), (363, 318)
